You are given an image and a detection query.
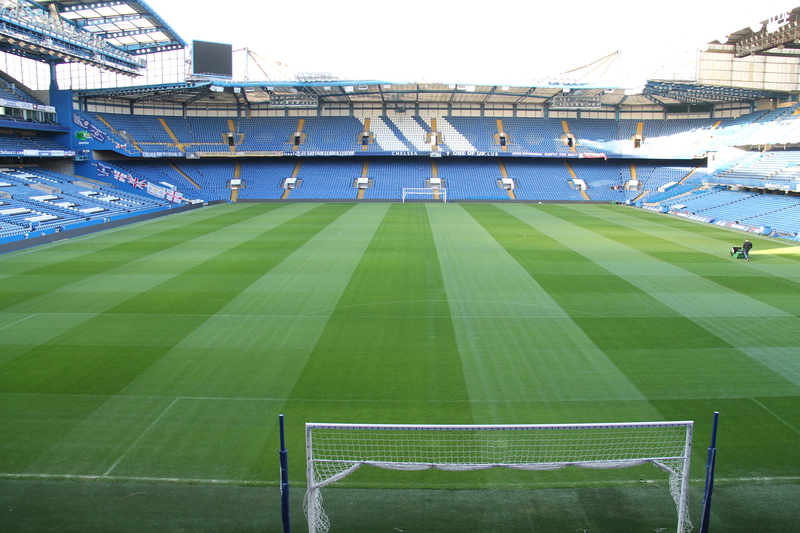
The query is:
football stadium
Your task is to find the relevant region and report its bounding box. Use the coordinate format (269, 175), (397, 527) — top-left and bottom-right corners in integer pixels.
(1, 1), (800, 531)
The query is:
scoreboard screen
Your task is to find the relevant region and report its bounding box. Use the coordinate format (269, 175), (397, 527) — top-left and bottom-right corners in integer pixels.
(192, 40), (233, 78)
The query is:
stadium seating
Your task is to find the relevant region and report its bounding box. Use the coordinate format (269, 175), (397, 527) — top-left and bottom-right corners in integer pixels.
(25, 109), (795, 240)
(83, 108), (800, 161)
(504, 159), (585, 201)
(0, 77), (45, 106)
(238, 159), (299, 200)
(0, 166), (170, 238)
(436, 159), (509, 200)
(363, 159), (431, 200)
(286, 158), (362, 200)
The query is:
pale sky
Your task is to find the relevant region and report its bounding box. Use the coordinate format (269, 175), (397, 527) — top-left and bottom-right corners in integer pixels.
(149, 0), (798, 87)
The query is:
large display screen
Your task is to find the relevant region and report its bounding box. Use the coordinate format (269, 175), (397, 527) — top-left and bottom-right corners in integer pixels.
(192, 40), (233, 78)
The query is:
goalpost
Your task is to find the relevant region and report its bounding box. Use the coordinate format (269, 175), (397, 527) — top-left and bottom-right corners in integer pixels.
(305, 422), (693, 533)
(401, 187), (447, 202)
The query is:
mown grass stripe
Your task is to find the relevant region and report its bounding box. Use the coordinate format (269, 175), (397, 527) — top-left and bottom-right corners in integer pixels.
(544, 204), (800, 316)
(105, 203), (353, 316)
(0, 204), (354, 396)
(500, 204), (800, 481)
(0, 203), (287, 312)
(1, 204), (321, 320)
(427, 203), (651, 411)
(290, 203), (469, 406)
(285, 203), (474, 489)
(115, 203), (391, 401)
(522, 206), (800, 388)
(496, 203), (800, 395)
(0, 204), (359, 477)
(606, 206), (800, 264)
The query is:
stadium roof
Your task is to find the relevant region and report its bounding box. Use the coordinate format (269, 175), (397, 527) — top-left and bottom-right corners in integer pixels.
(36, 0), (186, 54)
(643, 81), (788, 105)
(0, 0), (148, 74)
(713, 6), (800, 58)
(62, 3), (800, 107)
(74, 78), (790, 110)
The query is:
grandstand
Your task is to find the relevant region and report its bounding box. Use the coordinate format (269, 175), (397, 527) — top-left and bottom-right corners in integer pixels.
(1, 1), (800, 532)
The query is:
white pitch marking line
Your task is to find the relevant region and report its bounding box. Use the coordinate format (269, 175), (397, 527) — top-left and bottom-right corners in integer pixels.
(103, 397), (181, 476)
(0, 313), (38, 331)
(0, 472), (271, 485)
(1, 471), (799, 486)
(751, 397), (800, 436)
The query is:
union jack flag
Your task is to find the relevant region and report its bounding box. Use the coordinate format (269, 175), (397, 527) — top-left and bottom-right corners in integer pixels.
(130, 178), (147, 189)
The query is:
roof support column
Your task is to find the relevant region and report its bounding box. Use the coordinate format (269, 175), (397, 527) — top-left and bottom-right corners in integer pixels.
(48, 61), (59, 92)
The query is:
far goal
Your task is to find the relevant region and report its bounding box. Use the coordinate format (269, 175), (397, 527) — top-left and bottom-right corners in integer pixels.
(304, 421), (693, 533)
(401, 187), (447, 202)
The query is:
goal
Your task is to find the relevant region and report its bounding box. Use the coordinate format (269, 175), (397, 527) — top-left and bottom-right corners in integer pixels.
(304, 422), (693, 533)
(401, 187), (447, 202)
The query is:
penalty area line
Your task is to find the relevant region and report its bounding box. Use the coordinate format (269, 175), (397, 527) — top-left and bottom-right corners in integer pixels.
(750, 397), (800, 436)
(0, 313), (38, 331)
(103, 397), (181, 477)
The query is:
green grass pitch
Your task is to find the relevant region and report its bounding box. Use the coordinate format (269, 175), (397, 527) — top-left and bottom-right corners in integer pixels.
(1, 202), (799, 532)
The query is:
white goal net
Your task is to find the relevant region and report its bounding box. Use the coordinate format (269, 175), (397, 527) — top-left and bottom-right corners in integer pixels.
(305, 422), (693, 533)
(401, 187), (447, 202)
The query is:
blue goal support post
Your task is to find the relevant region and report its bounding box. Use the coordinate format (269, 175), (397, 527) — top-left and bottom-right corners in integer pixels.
(699, 411), (720, 533)
(279, 414), (291, 533)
